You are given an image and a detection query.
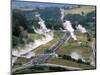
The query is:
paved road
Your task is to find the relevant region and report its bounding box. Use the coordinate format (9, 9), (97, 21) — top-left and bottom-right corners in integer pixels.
(39, 63), (81, 70)
(12, 32), (72, 72)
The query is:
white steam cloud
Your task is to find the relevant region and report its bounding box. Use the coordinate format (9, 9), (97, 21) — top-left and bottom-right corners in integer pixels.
(70, 52), (85, 62)
(12, 13), (54, 59)
(60, 8), (77, 40)
(60, 8), (65, 21)
(77, 24), (87, 33)
(63, 20), (77, 40)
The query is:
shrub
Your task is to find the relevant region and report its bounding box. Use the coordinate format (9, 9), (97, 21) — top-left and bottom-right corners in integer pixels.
(77, 58), (83, 63)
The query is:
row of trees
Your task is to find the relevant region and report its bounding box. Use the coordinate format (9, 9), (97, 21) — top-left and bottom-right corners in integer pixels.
(58, 54), (90, 65)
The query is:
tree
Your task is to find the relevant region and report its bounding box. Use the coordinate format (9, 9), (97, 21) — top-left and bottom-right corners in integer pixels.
(81, 11), (85, 16)
(12, 12), (29, 36)
(62, 55), (67, 59)
(77, 58), (83, 63)
(66, 55), (72, 60)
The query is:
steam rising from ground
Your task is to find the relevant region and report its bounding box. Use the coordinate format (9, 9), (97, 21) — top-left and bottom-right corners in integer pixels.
(33, 13), (54, 46)
(12, 13), (54, 66)
(12, 14), (53, 57)
(63, 21), (77, 40)
(77, 24), (87, 33)
(70, 52), (85, 62)
(60, 8), (64, 22)
(60, 8), (77, 40)
(33, 14), (53, 37)
(60, 8), (95, 66)
(34, 14), (50, 34)
(12, 8), (95, 67)
(89, 41), (96, 66)
(12, 57), (17, 66)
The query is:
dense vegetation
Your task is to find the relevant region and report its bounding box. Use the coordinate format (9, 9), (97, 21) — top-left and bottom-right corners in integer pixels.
(12, 7), (96, 47)
(13, 7), (96, 30)
(12, 12), (34, 48)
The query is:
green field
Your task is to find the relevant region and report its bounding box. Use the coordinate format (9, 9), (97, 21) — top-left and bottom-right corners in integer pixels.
(13, 31), (94, 69)
(33, 32), (93, 60)
(64, 6), (95, 15)
(12, 2), (96, 74)
(28, 33), (44, 40)
(34, 31), (64, 54)
(28, 31), (94, 69)
(13, 28), (95, 72)
(47, 58), (94, 69)
(56, 33), (93, 61)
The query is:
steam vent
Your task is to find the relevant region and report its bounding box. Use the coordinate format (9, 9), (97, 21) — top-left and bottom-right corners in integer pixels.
(12, 1), (96, 74)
